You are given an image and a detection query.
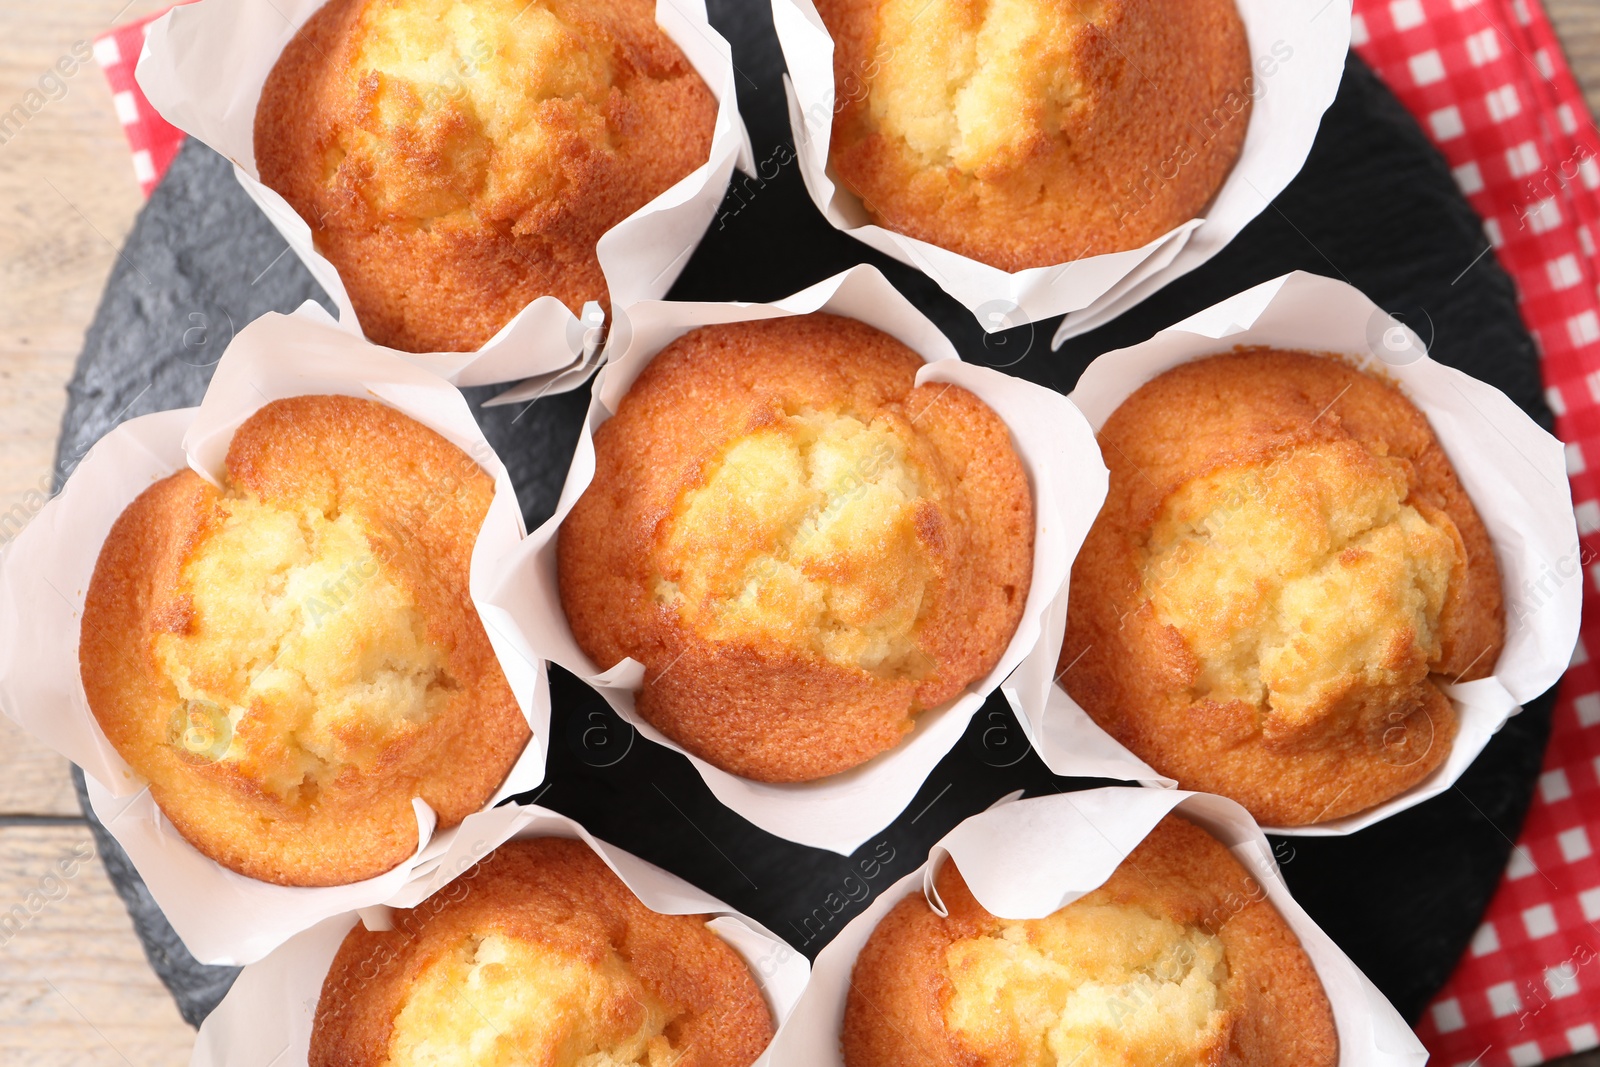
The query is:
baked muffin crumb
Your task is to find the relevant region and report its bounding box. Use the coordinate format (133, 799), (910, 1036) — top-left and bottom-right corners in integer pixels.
(1061, 349), (1504, 825)
(559, 314), (1034, 782)
(255, 0), (717, 353)
(80, 395), (528, 885)
(945, 903), (1231, 1065)
(843, 815), (1337, 1067)
(819, 0), (1253, 269)
(311, 838), (775, 1067)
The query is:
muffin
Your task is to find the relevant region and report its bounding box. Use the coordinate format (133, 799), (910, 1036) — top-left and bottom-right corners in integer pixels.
(558, 314), (1034, 782)
(79, 395), (528, 886)
(1061, 349), (1504, 826)
(817, 0), (1253, 271)
(254, 0), (717, 353)
(310, 837), (775, 1067)
(843, 814), (1337, 1067)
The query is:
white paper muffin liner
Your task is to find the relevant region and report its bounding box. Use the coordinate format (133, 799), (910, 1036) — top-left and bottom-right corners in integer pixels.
(1004, 271), (1581, 835)
(483, 265), (1108, 855)
(0, 304), (548, 965)
(187, 803), (810, 1067)
(770, 0), (1349, 340)
(768, 788), (1428, 1067)
(136, 0), (755, 387)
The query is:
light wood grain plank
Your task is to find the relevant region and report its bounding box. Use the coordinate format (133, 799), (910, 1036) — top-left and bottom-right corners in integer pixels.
(0, 722), (79, 816)
(0, 825), (193, 1065)
(0, 728), (81, 817)
(1548, 0), (1600, 121)
(0, 0), (171, 818)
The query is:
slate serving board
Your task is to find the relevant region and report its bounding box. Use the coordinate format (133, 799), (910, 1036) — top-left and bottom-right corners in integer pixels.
(62, 0), (1556, 1033)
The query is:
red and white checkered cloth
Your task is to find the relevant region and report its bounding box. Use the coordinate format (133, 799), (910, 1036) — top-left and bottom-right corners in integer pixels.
(96, 2), (1600, 1064)
(1350, 2), (1600, 1065)
(94, 9), (185, 196)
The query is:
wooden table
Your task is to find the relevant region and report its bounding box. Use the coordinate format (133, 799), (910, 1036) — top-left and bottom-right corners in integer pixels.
(0, 3), (1596, 1064)
(0, 2), (200, 1063)
(1551, 0), (1600, 117)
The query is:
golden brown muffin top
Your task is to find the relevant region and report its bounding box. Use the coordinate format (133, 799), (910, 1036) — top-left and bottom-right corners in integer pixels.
(1061, 349), (1504, 826)
(255, 0), (716, 353)
(558, 314), (1034, 782)
(310, 837), (775, 1067)
(843, 814), (1338, 1067)
(818, 0), (1253, 271)
(79, 395), (529, 886)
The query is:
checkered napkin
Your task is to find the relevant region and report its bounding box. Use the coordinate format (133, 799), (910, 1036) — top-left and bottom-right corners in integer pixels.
(96, 2), (1600, 1064)
(93, 10), (185, 196)
(1348, 2), (1600, 1065)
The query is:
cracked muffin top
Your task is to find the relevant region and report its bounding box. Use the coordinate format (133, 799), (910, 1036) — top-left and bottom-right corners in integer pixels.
(80, 395), (528, 886)
(1060, 349), (1504, 826)
(557, 314), (1034, 782)
(843, 814), (1337, 1067)
(816, 0), (1254, 270)
(310, 837), (774, 1067)
(255, 0), (717, 353)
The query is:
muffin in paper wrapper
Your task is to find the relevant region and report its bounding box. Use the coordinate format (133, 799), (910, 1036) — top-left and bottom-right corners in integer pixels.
(0, 304), (545, 964)
(187, 803), (810, 1067)
(1003, 271), (1581, 835)
(769, 788), (1428, 1067)
(771, 0), (1349, 341)
(136, 0), (755, 387)
(485, 264), (1108, 854)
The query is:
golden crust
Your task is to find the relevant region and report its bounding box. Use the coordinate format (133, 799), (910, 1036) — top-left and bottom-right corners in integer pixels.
(557, 314), (1034, 782)
(255, 0), (717, 354)
(79, 395), (529, 886)
(843, 814), (1338, 1067)
(1060, 349), (1505, 826)
(310, 837), (775, 1067)
(818, 0), (1253, 271)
